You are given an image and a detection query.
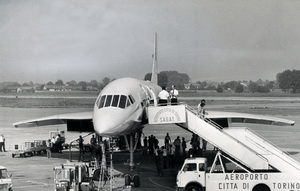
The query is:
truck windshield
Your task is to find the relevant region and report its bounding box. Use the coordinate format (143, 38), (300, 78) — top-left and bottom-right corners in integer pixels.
(55, 169), (74, 180)
(184, 163), (197, 171)
(0, 169), (9, 179)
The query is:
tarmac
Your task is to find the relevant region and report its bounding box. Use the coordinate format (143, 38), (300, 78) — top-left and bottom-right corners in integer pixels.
(1, 144), (300, 191)
(0, 148), (194, 191)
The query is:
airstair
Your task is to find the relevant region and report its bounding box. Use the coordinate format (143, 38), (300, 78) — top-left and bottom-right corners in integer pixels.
(148, 104), (300, 173)
(225, 127), (300, 174)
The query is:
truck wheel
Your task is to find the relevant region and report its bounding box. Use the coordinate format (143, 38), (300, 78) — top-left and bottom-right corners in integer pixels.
(124, 174), (131, 186)
(252, 184), (270, 191)
(133, 175), (140, 187)
(186, 184), (202, 191)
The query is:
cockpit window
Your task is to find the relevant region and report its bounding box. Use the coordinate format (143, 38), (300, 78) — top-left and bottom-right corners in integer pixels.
(111, 95), (120, 107)
(119, 95), (127, 109)
(128, 95), (135, 104)
(98, 95), (133, 109)
(98, 95), (106, 108)
(105, 95), (112, 107)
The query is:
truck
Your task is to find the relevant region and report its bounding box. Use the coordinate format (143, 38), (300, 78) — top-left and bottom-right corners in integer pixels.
(12, 140), (47, 158)
(176, 152), (300, 191)
(0, 166), (13, 191)
(53, 161), (98, 191)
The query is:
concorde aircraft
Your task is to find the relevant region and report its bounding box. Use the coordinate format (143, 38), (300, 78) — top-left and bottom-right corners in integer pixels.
(13, 33), (295, 185)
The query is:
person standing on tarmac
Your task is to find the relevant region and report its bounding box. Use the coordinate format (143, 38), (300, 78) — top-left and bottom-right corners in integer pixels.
(174, 136), (181, 160)
(0, 135), (4, 152)
(46, 139), (52, 158)
(182, 137), (187, 159)
(78, 135), (84, 161)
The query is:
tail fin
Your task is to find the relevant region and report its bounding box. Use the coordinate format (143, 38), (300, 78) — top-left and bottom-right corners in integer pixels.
(151, 33), (158, 84)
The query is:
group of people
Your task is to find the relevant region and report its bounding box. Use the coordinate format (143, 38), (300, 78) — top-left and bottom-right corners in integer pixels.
(158, 85), (179, 106)
(190, 133), (207, 157)
(143, 131), (211, 176)
(143, 133), (189, 176)
(79, 134), (104, 162)
(0, 134), (6, 152)
(46, 132), (65, 158)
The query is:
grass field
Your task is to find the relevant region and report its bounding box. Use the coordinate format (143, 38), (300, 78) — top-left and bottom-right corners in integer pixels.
(0, 90), (300, 108)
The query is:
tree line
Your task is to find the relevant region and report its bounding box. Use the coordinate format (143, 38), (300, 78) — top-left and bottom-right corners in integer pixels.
(144, 69), (300, 94)
(1, 69), (300, 94)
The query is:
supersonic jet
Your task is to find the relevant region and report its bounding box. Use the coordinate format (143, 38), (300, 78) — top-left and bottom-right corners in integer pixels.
(13, 33), (295, 178)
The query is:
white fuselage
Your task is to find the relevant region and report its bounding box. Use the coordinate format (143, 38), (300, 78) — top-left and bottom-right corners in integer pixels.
(93, 77), (161, 136)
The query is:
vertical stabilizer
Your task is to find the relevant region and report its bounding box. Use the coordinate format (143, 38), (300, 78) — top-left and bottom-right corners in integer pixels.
(151, 33), (158, 84)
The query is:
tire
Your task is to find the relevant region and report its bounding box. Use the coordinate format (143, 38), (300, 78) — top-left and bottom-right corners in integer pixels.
(252, 184), (270, 191)
(133, 175), (140, 187)
(186, 184), (202, 191)
(124, 174), (131, 186)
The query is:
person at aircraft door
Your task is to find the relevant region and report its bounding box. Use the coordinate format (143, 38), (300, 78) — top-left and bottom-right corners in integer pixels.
(169, 85), (178, 105)
(158, 86), (169, 106)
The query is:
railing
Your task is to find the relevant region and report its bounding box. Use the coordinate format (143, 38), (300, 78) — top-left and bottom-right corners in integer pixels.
(181, 105), (269, 170)
(244, 128), (300, 171)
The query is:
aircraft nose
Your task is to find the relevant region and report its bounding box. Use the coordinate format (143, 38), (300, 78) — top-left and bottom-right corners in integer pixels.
(93, 107), (124, 136)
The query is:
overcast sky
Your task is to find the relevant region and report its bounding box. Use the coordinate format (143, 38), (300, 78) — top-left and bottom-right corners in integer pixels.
(1, 0), (300, 83)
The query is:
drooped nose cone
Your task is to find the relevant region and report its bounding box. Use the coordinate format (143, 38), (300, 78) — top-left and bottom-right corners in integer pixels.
(93, 106), (130, 136)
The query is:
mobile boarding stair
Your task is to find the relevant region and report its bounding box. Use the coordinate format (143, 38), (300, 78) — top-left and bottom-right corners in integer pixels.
(148, 104), (300, 174)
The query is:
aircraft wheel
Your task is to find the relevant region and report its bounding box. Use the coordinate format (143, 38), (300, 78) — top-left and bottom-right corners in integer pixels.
(133, 175), (140, 187)
(124, 174), (131, 186)
(12, 154), (15, 158)
(252, 184), (270, 191)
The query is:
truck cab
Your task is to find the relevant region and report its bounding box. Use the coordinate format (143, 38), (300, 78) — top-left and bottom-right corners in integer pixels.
(53, 162), (91, 191)
(0, 166), (13, 191)
(176, 157), (207, 191)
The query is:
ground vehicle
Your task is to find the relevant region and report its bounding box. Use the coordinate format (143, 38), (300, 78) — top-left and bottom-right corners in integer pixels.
(11, 140), (47, 158)
(53, 161), (95, 191)
(49, 130), (68, 152)
(0, 166), (13, 191)
(176, 152), (300, 191)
